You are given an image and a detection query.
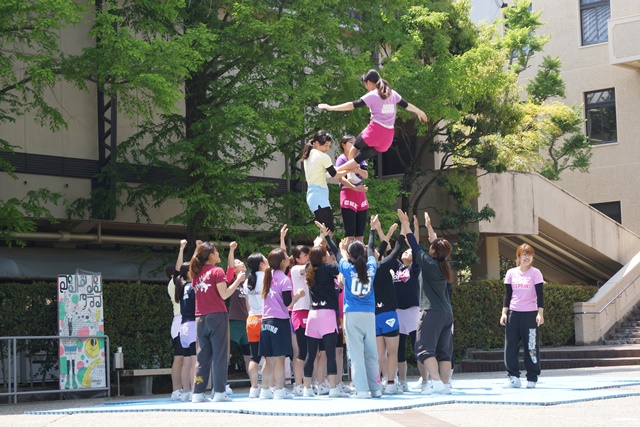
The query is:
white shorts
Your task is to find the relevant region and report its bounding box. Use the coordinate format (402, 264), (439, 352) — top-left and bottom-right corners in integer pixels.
(397, 306), (420, 335)
(180, 320), (197, 348)
(171, 314), (182, 339)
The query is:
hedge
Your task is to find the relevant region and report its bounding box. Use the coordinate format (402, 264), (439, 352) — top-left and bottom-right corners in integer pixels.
(0, 280), (598, 383)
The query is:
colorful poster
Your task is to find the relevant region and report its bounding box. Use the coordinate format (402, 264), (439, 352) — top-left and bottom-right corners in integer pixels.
(58, 270), (106, 390)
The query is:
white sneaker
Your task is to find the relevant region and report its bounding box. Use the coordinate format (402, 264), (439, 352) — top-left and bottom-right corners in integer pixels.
(371, 389), (382, 398)
(259, 387), (274, 400)
(337, 382), (354, 394)
(381, 376), (388, 386)
(527, 381), (537, 389)
(328, 387), (349, 398)
(316, 381), (330, 395)
(384, 383), (402, 395)
(442, 383), (452, 395)
(191, 393), (212, 403)
(170, 389), (183, 400)
(225, 384), (233, 395)
(303, 387), (316, 397)
(420, 380), (431, 393)
(213, 392), (232, 402)
(352, 391), (371, 399)
(180, 391), (191, 402)
(249, 387), (260, 398)
(273, 387), (293, 399)
(503, 376), (522, 388)
(293, 383), (304, 396)
(400, 381), (409, 393)
(422, 379), (445, 395)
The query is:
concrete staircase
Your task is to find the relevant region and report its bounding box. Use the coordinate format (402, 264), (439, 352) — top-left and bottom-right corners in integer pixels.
(604, 305), (640, 345)
(459, 344), (640, 373)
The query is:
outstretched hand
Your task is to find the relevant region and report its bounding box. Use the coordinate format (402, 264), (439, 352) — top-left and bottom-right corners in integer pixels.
(315, 221), (329, 237)
(229, 241), (238, 251)
(317, 103), (330, 110)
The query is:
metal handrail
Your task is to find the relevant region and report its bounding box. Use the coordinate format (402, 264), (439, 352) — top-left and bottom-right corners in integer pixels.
(0, 335), (110, 404)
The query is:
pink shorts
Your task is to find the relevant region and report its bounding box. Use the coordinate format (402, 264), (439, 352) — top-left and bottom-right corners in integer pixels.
(292, 310), (309, 331)
(340, 188), (369, 212)
(361, 121), (395, 152)
(305, 309), (338, 339)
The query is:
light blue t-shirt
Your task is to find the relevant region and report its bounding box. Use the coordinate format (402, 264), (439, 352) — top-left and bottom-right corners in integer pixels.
(339, 256), (377, 313)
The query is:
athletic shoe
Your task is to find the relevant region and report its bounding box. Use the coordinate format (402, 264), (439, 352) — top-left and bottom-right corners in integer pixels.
(422, 379), (446, 395)
(213, 392), (232, 402)
(316, 381), (330, 395)
(353, 391), (371, 399)
(249, 387), (260, 398)
(400, 381), (409, 393)
(384, 383), (402, 395)
(502, 376), (522, 388)
(303, 387), (316, 397)
(442, 383), (452, 395)
(527, 381), (537, 389)
(170, 389), (183, 400)
(191, 393), (212, 403)
(371, 389), (382, 398)
(420, 380), (431, 394)
(180, 391), (191, 402)
(293, 383), (304, 396)
(328, 387), (349, 398)
(337, 382), (354, 394)
(274, 387), (293, 400)
(381, 376), (388, 386)
(259, 388), (274, 400)
(225, 384), (233, 395)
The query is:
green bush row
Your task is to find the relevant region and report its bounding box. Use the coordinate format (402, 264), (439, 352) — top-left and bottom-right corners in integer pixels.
(0, 279), (598, 382)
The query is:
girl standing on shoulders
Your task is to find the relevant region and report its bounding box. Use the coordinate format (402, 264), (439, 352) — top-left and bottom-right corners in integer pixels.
(318, 70), (427, 173)
(190, 241), (246, 403)
(336, 134), (369, 245)
(259, 248), (305, 400)
(301, 130), (345, 233)
(500, 244), (544, 389)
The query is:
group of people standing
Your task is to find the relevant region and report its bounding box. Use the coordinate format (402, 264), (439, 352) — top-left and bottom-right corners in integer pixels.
(165, 69), (545, 403)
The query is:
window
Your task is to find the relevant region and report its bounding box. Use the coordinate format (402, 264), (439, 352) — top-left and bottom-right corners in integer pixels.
(590, 201), (621, 224)
(585, 89), (617, 145)
(580, 0), (611, 46)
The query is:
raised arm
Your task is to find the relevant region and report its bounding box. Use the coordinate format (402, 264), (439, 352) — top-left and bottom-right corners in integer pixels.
(280, 224), (288, 252)
(226, 241), (237, 284)
(398, 209), (423, 255)
(425, 212), (438, 243)
(380, 234), (406, 266)
(405, 102), (427, 122)
(316, 220), (343, 262)
(367, 228), (375, 258)
(175, 239), (187, 271)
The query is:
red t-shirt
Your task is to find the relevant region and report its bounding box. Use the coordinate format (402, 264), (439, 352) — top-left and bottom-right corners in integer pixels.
(194, 265), (228, 316)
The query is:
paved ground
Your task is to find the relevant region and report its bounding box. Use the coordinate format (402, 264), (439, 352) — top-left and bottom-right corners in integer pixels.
(2, 365), (640, 427)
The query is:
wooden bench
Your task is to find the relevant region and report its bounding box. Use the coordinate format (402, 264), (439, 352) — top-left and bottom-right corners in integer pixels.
(121, 368), (172, 396)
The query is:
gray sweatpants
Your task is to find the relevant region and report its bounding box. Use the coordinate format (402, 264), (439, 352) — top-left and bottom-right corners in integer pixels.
(193, 312), (229, 394)
(344, 311), (381, 394)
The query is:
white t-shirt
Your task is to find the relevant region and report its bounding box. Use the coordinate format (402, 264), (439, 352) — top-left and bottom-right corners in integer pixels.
(290, 264), (311, 311)
(242, 271), (265, 316)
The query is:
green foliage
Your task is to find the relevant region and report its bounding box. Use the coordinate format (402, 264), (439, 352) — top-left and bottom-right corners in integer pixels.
(0, 282), (58, 385)
(0, 189), (63, 247)
(451, 280), (598, 361)
(527, 56), (566, 103)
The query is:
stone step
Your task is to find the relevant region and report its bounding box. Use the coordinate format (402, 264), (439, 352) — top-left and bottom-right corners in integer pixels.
(458, 357), (640, 373)
(604, 338), (640, 345)
(613, 328), (640, 337)
(621, 321), (640, 328)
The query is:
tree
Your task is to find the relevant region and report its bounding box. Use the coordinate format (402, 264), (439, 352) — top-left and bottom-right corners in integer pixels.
(0, 0), (86, 245)
(66, 0), (412, 253)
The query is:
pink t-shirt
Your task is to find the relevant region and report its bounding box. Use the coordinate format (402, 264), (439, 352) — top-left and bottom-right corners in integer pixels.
(262, 269), (293, 320)
(504, 267), (544, 312)
(194, 265), (228, 316)
(361, 89), (403, 129)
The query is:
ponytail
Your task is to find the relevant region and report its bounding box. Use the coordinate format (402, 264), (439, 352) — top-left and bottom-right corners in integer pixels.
(347, 241), (369, 285)
(361, 69), (391, 100)
(301, 130), (333, 161)
(262, 248), (287, 298)
(246, 252), (264, 291)
(431, 238), (453, 283)
(305, 246), (326, 288)
(189, 241), (219, 279)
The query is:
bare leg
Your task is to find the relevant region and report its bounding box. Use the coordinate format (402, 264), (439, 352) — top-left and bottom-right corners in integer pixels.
(261, 357), (275, 390)
(376, 336), (387, 380)
(274, 356), (286, 389)
(248, 359), (259, 388)
(171, 355), (183, 391)
(384, 336), (399, 383)
(180, 356), (192, 392)
(439, 360), (452, 385)
(424, 357), (441, 381)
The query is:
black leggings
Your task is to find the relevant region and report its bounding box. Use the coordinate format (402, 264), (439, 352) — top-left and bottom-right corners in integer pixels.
(249, 341), (260, 364)
(398, 330), (417, 363)
(313, 206), (335, 233)
(353, 133), (380, 164)
(341, 208), (368, 238)
(304, 333), (338, 377)
(295, 327), (308, 362)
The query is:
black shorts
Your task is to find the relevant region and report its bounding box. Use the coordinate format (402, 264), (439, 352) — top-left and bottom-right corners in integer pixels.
(172, 336), (183, 356)
(259, 318), (293, 358)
